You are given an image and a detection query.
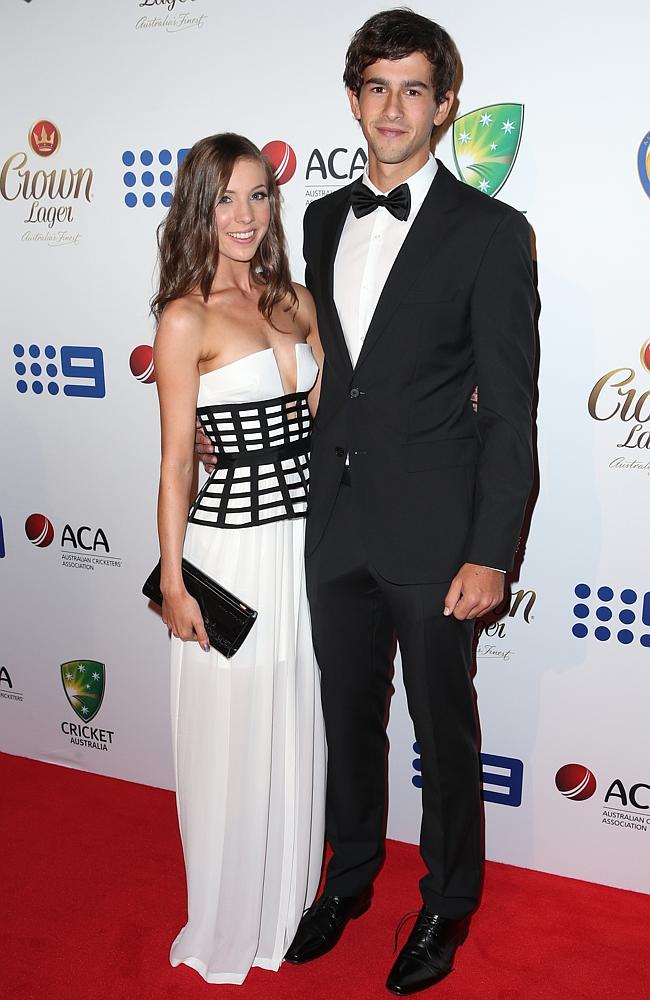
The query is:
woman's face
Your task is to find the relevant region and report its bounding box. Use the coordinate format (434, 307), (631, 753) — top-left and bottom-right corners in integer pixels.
(214, 157), (271, 263)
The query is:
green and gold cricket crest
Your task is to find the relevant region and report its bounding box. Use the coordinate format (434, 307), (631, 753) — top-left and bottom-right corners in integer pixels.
(452, 103), (524, 197)
(61, 660), (105, 722)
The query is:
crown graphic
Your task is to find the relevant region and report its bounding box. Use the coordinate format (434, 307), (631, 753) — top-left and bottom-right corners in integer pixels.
(33, 123), (56, 149)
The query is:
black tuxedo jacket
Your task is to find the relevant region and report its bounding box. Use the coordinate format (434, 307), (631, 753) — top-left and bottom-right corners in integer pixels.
(303, 161), (536, 584)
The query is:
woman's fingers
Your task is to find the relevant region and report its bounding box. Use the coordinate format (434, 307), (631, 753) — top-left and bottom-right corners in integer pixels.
(162, 597), (210, 652)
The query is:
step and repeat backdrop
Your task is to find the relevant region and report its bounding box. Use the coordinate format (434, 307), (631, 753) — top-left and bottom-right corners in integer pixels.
(1, 0), (648, 894)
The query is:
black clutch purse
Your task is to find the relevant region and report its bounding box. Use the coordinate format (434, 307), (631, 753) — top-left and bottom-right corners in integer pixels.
(142, 558), (257, 658)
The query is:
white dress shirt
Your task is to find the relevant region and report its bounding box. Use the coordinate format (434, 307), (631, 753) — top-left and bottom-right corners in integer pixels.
(333, 154), (437, 366)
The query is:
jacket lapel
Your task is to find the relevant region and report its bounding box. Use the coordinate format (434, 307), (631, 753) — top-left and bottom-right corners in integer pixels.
(318, 183), (357, 377)
(354, 161), (461, 373)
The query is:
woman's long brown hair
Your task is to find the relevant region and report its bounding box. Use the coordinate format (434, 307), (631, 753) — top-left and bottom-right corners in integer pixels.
(151, 133), (297, 324)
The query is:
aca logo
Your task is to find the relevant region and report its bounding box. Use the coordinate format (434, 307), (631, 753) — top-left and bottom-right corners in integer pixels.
(638, 130), (650, 198)
(555, 763), (597, 801)
(130, 344), (155, 384)
(0, 119), (93, 243)
(0, 665), (24, 704)
(24, 514), (122, 571)
(13, 343), (105, 398)
(25, 513), (55, 548)
(262, 141), (297, 186)
(121, 147), (189, 208)
(555, 763), (650, 833)
(304, 145), (368, 203)
(588, 339), (650, 460)
(452, 104), (524, 197)
(60, 660), (115, 751)
(413, 745), (523, 807)
(572, 584), (650, 647)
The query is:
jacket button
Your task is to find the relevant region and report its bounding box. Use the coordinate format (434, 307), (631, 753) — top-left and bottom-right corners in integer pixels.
(349, 387), (360, 399)
(334, 446), (345, 457)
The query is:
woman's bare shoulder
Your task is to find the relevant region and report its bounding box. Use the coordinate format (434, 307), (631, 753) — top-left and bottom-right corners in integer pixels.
(154, 296), (206, 368)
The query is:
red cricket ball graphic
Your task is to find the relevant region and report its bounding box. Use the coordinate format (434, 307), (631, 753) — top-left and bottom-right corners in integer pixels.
(261, 141), (297, 185)
(555, 763), (597, 801)
(129, 345), (155, 384)
(25, 513), (55, 548)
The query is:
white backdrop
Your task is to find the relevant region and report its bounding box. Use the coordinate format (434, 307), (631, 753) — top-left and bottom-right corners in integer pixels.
(1, 0), (649, 895)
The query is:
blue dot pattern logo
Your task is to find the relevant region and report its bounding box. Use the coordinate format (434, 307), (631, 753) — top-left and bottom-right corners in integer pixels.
(572, 584), (650, 647)
(121, 148), (189, 208)
(13, 344), (105, 398)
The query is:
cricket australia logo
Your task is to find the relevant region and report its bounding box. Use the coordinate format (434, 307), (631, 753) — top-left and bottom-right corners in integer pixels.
(61, 660), (105, 722)
(452, 103), (524, 197)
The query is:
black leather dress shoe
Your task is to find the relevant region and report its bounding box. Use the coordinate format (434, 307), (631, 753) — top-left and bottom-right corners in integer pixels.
(284, 888), (372, 964)
(386, 908), (470, 995)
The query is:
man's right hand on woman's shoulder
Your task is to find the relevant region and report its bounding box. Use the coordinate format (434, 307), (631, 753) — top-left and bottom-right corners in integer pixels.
(195, 418), (217, 471)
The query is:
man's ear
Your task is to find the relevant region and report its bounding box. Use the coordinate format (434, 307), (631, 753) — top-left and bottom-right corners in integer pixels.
(434, 90), (455, 128)
(347, 87), (361, 121)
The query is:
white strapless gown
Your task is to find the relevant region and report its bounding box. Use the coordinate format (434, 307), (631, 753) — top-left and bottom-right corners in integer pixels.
(169, 345), (326, 984)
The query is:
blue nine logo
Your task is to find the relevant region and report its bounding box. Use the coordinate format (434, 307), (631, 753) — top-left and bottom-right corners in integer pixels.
(572, 584), (650, 647)
(121, 147), (189, 208)
(13, 344), (105, 397)
(412, 745), (524, 807)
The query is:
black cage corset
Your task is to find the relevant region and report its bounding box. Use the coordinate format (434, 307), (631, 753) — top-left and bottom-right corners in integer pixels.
(188, 391), (311, 529)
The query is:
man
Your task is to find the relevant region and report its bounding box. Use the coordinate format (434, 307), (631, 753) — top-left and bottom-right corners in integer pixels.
(283, 9), (536, 995)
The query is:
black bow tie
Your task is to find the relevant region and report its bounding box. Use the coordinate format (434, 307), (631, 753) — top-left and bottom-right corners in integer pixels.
(350, 182), (411, 222)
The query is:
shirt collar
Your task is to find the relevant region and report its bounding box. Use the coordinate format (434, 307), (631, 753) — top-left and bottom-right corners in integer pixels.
(361, 153), (437, 216)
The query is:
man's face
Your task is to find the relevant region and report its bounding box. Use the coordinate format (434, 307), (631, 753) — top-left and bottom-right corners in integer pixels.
(348, 52), (453, 171)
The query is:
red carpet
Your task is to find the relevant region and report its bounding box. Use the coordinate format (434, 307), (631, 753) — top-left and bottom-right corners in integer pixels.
(2, 752), (649, 1000)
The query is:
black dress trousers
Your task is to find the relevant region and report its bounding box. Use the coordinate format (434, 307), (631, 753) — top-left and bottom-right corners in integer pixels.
(306, 477), (483, 920)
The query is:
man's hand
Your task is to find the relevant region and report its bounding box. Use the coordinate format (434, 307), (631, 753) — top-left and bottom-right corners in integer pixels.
(444, 563), (505, 620)
(195, 418), (217, 472)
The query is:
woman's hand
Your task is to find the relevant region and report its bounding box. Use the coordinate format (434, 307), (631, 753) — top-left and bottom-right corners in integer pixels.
(162, 588), (210, 652)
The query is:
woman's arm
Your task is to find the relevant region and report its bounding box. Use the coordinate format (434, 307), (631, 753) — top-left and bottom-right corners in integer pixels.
(154, 299), (210, 651)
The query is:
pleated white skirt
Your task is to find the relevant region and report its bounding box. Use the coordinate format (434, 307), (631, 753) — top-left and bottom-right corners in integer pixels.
(169, 516), (326, 984)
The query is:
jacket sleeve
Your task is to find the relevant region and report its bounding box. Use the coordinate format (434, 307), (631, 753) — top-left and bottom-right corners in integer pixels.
(302, 202), (316, 295)
(465, 209), (536, 572)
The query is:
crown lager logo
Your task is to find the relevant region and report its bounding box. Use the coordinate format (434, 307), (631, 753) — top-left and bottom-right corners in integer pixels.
(1, 120), (92, 239)
(61, 660), (105, 722)
(452, 103), (524, 197)
(29, 119), (60, 158)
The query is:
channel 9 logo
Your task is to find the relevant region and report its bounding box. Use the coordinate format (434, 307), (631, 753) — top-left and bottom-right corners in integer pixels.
(121, 148), (189, 208)
(413, 745), (524, 807)
(13, 344), (105, 397)
(572, 584), (650, 647)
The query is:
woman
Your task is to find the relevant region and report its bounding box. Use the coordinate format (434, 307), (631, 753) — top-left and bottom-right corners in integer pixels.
(152, 133), (326, 984)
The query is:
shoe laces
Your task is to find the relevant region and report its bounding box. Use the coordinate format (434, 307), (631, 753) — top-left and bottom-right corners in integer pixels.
(393, 909), (421, 952)
(393, 908), (444, 952)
